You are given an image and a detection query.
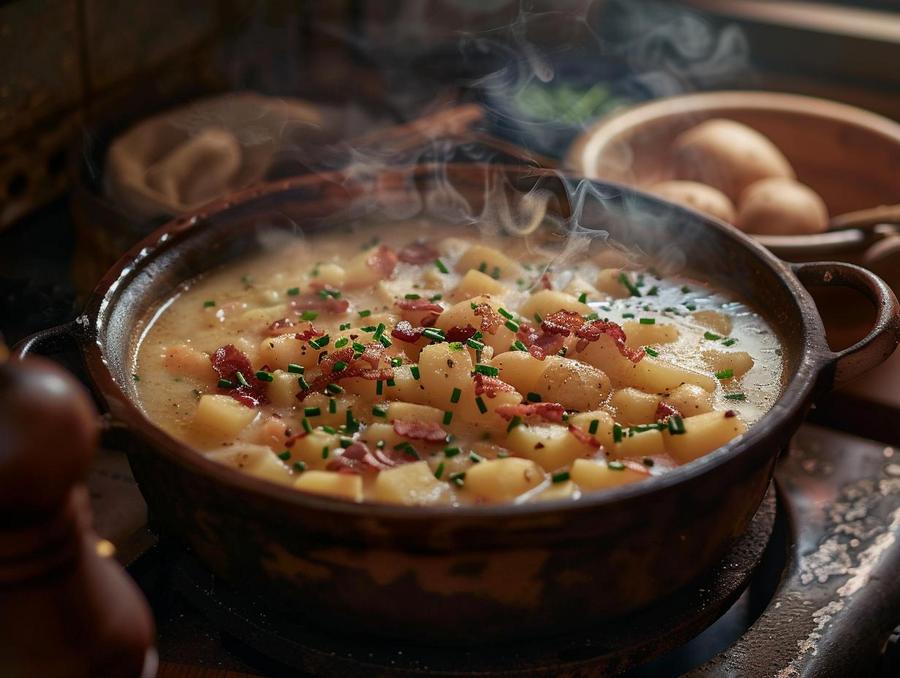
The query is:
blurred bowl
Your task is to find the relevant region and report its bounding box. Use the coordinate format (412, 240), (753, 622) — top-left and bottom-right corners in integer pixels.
(564, 91), (900, 260)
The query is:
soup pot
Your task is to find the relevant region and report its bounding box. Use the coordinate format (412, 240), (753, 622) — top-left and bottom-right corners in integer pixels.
(15, 164), (900, 644)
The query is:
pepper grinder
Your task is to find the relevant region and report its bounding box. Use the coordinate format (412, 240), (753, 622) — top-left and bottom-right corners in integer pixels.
(0, 357), (156, 677)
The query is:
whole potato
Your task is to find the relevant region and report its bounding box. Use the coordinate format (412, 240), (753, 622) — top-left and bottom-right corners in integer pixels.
(736, 177), (829, 235)
(672, 119), (795, 201)
(648, 180), (736, 223)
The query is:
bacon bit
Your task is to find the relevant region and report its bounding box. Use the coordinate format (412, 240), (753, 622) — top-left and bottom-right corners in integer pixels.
(541, 310), (585, 336)
(391, 319), (426, 343)
(296, 343), (392, 400)
(539, 272), (553, 290)
(473, 303), (502, 334)
(327, 441), (400, 474)
(367, 245), (398, 279)
(295, 325), (324, 342)
(655, 401), (680, 421)
(398, 241), (439, 265)
(445, 324), (477, 343)
(393, 420), (448, 443)
(395, 298), (444, 314)
(528, 333), (565, 361)
(567, 424), (603, 449)
(575, 320), (644, 363)
(266, 318), (296, 336)
(290, 294), (349, 315)
(724, 410), (737, 418)
(474, 373), (517, 397)
(495, 402), (566, 423)
(516, 320), (541, 347)
(210, 344), (269, 407)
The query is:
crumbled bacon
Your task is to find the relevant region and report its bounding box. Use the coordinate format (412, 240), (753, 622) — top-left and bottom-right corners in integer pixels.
(445, 324), (477, 343)
(474, 373), (517, 397)
(473, 303), (502, 334)
(495, 402), (566, 423)
(516, 320), (541, 347)
(655, 401), (680, 421)
(397, 241), (439, 264)
(541, 310), (585, 336)
(724, 410), (737, 419)
(326, 441), (402, 474)
(567, 424), (603, 449)
(367, 245), (398, 279)
(266, 318), (296, 336)
(575, 320), (645, 363)
(210, 344), (269, 407)
(296, 343), (392, 400)
(290, 293), (350, 315)
(295, 325), (324, 342)
(528, 333), (565, 361)
(393, 420), (448, 443)
(395, 298), (444, 314)
(391, 319), (426, 343)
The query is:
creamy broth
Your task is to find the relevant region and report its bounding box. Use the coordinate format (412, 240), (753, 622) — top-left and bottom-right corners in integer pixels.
(133, 221), (783, 505)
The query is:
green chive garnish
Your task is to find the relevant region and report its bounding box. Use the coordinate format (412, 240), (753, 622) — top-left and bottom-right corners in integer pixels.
(619, 272), (641, 297)
(277, 450), (291, 461)
(321, 446), (330, 459)
(298, 376), (310, 390)
(613, 423), (624, 443)
(310, 335), (330, 349)
(203, 300), (215, 308)
(475, 397), (487, 414)
(668, 415), (686, 435)
(372, 405), (387, 418)
(301, 418), (313, 434)
(286, 287), (300, 296)
(435, 259), (449, 274)
(332, 361), (348, 372)
(506, 415), (522, 432)
(474, 364), (499, 377)
(334, 337), (349, 349)
(725, 392), (746, 401)
(608, 460), (625, 471)
(410, 365), (420, 380)
(644, 346), (659, 357)
(588, 419), (599, 435)
(358, 309), (372, 318)
(552, 470), (570, 483)
(526, 392), (541, 402)
(715, 368), (734, 380)
(469, 452), (484, 463)
(578, 292), (588, 303)
(639, 318), (655, 325)
(467, 338), (485, 351)
(449, 471), (465, 487)
(328, 399), (337, 414)
(293, 461), (306, 472)
(622, 312), (635, 319)
(444, 446), (460, 458)
(287, 363), (304, 374)
(300, 310), (319, 321)
(722, 338), (737, 347)
(422, 328), (445, 342)
(434, 462), (446, 479)
(376, 380), (384, 395)
(443, 410), (453, 425)
(704, 331), (721, 341)
(304, 406), (321, 417)
(326, 383), (344, 395)
(218, 378), (233, 389)
(235, 371), (250, 388)
(450, 388), (462, 403)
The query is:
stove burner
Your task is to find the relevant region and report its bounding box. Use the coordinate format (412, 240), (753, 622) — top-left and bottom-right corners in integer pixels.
(167, 492), (776, 677)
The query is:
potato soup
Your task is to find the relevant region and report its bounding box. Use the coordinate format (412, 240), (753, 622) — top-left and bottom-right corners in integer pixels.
(133, 221), (783, 505)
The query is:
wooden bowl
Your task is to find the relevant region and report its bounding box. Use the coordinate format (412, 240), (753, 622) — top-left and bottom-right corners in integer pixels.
(564, 91), (900, 257)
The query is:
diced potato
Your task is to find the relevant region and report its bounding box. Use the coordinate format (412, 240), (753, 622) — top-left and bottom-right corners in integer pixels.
(692, 310), (733, 336)
(383, 365), (428, 403)
(193, 394), (257, 439)
(294, 470), (363, 502)
(491, 351), (548, 394)
(614, 429), (666, 459)
(519, 289), (591, 320)
(663, 411), (747, 464)
(595, 269), (633, 298)
(314, 263), (346, 288)
(568, 410), (615, 450)
(417, 342), (474, 407)
(452, 269), (506, 300)
(535, 480), (577, 501)
(374, 461), (451, 505)
(570, 458), (649, 491)
(703, 349), (754, 379)
(662, 383), (713, 416)
(538, 357), (611, 411)
(284, 429), (342, 470)
(435, 295), (516, 354)
(205, 444), (292, 485)
(343, 247), (393, 289)
(464, 457), (544, 501)
(161, 344), (214, 383)
(387, 402), (445, 425)
(258, 334), (321, 371)
(455, 244), (521, 279)
(562, 276), (605, 301)
(610, 387), (659, 426)
(506, 424), (595, 471)
(269, 370), (300, 408)
(360, 422), (406, 450)
(623, 321), (679, 347)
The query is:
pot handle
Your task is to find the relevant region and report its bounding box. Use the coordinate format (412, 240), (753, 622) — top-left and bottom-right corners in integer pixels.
(11, 321), (81, 360)
(792, 261), (900, 389)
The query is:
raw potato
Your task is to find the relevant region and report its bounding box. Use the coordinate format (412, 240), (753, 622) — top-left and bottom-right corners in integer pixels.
(610, 387), (659, 426)
(538, 357), (611, 411)
(193, 394), (257, 440)
(736, 178), (828, 235)
(648, 181), (736, 223)
(664, 411), (747, 464)
(205, 444), (292, 485)
(294, 470), (363, 502)
(570, 459), (648, 491)
(672, 119), (795, 200)
(374, 461), (451, 505)
(519, 289), (591, 319)
(464, 457), (544, 501)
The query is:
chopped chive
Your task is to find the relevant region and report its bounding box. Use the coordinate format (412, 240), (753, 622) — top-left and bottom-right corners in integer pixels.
(443, 410), (453, 425)
(450, 387), (462, 404)
(474, 364), (499, 377)
(551, 470), (570, 484)
(618, 272), (641, 297)
(255, 370), (273, 382)
(724, 392), (746, 401)
(301, 418), (313, 434)
(506, 415), (522, 432)
(320, 446), (330, 459)
(394, 442), (419, 459)
(647, 286), (659, 296)
(526, 392), (542, 402)
(608, 460), (625, 471)
(422, 328), (445, 342)
(588, 419), (599, 435)
(339, 437), (353, 448)
(332, 361), (348, 372)
(358, 309), (372, 318)
(467, 338), (485, 351)
(644, 346), (659, 357)
(533, 312), (543, 324)
(469, 452), (484, 463)
(339, 322), (352, 331)
(504, 320), (520, 333)
(435, 259), (449, 274)
(444, 446), (461, 458)
(318, 288), (342, 299)
(512, 340), (528, 352)
(334, 337), (349, 349)
(478, 261), (487, 273)
(685, 303), (697, 311)
(434, 462), (446, 479)
(715, 368), (734, 380)
(578, 292), (588, 303)
(372, 404), (388, 418)
(326, 383), (344, 395)
(277, 450), (291, 461)
(235, 371), (250, 388)
(681, 285), (691, 294)
(722, 338), (737, 347)
(304, 406), (321, 417)
(376, 380), (384, 395)
(203, 300), (215, 308)
(373, 323), (386, 339)
(217, 378), (233, 389)
(410, 365), (420, 380)
(622, 312), (635, 319)
(286, 287), (300, 296)
(449, 471), (466, 487)
(300, 310), (319, 321)
(328, 398), (337, 414)
(293, 461), (306, 472)
(387, 357), (401, 368)
(404, 293), (421, 300)
(345, 409), (359, 433)
(583, 312), (599, 321)
(668, 415), (686, 435)
(298, 376), (310, 390)
(430, 294), (443, 301)
(613, 423), (624, 443)
(639, 318), (656, 325)
(475, 397), (487, 414)
(287, 363), (304, 374)
(704, 331), (721, 341)
(309, 335), (330, 349)
(386, 378), (395, 387)
(322, 425), (337, 434)
(132, 373), (141, 382)
(497, 307), (514, 320)
(448, 341), (464, 352)
(352, 342), (367, 354)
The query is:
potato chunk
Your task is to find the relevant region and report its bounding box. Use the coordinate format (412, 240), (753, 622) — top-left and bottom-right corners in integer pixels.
(294, 470), (363, 502)
(464, 457), (544, 502)
(570, 459), (648, 491)
(417, 342), (474, 407)
(205, 444), (292, 485)
(455, 244), (521, 279)
(614, 429), (666, 459)
(595, 269), (633, 298)
(662, 384), (713, 416)
(610, 387), (659, 426)
(506, 424), (595, 471)
(703, 349), (754, 379)
(519, 289), (591, 320)
(491, 351), (547, 395)
(285, 429), (341, 470)
(622, 321), (679, 347)
(568, 410), (615, 450)
(374, 461), (451, 505)
(386, 402), (445, 424)
(663, 411), (747, 464)
(435, 295), (516, 354)
(162, 344), (214, 383)
(452, 269), (506, 300)
(193, 394), (257, 440)
(691, 310), (733, 336)
(538, 357), (611, 411)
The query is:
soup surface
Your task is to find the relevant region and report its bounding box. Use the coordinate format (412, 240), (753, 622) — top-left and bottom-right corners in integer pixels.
(133, 221), (783, 505)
